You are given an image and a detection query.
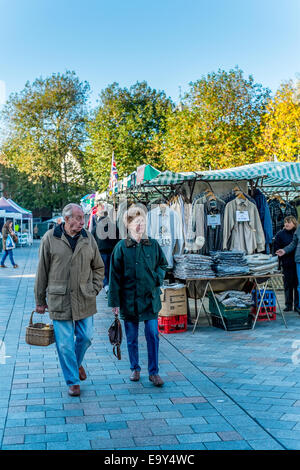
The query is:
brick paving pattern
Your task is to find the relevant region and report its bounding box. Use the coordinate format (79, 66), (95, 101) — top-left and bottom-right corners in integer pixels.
(1, 242), (300, 450)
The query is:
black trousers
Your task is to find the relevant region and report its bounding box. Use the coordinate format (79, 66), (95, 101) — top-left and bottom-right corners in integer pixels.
(283, 265), (299, 309)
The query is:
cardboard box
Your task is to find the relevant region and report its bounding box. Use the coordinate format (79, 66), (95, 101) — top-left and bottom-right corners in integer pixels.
(159, 286), (187, 317)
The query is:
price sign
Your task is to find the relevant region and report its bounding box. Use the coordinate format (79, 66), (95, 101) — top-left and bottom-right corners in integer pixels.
(236, 210), (250, 222)
(207, 214), (221, 226)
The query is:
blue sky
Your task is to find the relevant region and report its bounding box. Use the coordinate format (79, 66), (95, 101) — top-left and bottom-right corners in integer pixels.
(0, 0), (299, 108)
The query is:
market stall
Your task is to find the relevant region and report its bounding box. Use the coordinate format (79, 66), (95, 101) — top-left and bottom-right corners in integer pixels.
(0, 197), (33, 246)
(88, 161), (299, 332)
(142, 162), (300, 331)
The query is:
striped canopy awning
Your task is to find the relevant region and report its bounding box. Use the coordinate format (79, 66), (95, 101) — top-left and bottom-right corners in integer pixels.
(144, 162), (300, 193)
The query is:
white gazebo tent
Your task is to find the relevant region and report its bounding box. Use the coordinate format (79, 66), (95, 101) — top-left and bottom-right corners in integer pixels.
(0, 197), (33, 245)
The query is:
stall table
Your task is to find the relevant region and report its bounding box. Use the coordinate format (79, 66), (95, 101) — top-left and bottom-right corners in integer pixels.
(177, 273), (286, 333)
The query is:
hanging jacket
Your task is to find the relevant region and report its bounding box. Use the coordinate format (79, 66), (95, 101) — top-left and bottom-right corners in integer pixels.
(201, 198), (226, 255)
(283, 201), (298, 219)
(253, 188), (273, 245)
(223, 197), (265, 254)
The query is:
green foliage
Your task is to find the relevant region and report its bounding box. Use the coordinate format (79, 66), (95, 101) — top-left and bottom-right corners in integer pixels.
(258, 81), (300, 161)
(0, 71), (91, 210)
(162, 67), (271, 171)
(85, 81), (173, 191)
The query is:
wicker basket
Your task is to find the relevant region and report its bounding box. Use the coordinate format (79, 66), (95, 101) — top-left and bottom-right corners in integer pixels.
(25, 311), (55, 346)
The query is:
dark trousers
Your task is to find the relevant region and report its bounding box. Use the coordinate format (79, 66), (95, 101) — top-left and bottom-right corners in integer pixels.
(283, 266), (299, 309)
(101, 253), (111, 288)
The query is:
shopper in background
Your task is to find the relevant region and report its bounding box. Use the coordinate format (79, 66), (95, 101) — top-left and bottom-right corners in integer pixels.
(0, 220), (18, 268)
(108, 206), (168, 387)
(275, 216), (300, 314)
(92, 208), (119, 298)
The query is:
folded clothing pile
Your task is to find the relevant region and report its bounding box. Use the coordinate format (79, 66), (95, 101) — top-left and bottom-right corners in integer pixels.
(173, 254), (215, 279)
(210, 250), (250, 277)
(215, 290), (253, 308)
(245, 254), (279, 275)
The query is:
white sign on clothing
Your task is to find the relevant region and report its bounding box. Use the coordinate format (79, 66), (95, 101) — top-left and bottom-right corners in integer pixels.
(236, 210), (250, 222)
(207, 214), (221, 226)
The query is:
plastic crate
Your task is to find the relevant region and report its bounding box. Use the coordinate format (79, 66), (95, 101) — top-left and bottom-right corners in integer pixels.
(252, 289), (276, 308)
(158, 314), (187, 334)
(211, 314), (253, 331)
(251, 305), (276, 322)
(208, 293), (251, 319)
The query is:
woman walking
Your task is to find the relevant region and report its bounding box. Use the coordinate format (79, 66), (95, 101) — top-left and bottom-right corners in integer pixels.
(108, 206), (168, 386)
(274, 216), (299, 312)
(0, 220), (18, 268)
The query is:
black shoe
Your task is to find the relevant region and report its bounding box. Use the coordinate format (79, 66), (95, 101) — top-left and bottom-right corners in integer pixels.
(283, 306), (292, 312)
(295, 307), (300, 315)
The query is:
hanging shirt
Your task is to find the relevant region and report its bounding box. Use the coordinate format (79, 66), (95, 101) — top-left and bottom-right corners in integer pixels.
(146, 206), (184, 269)
(268, 198), (284, 236)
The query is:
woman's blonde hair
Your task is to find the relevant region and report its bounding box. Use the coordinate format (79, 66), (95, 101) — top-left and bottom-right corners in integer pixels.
(284, 216), (298, 227)
(123, 205), (146, 228)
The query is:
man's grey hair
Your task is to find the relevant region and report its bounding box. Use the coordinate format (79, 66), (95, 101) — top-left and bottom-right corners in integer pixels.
(62, 203), (83, 219)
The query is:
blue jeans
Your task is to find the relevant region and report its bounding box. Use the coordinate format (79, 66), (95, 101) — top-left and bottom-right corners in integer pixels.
(101, 253), (111, 289)
(296, 263), (300, 308)
(124, 319), (159, 376)
(53, 316), (93, 386)
(1, 249), (16, 266)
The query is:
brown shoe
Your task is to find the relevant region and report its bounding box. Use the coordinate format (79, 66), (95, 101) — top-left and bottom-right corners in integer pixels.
(130, 370), (140, 381)
(149, 375), (164, 387)
(13, 265), (18, 269)
(68, 385), (80, 396)
(0, 265), (7, 268)
(79, 365), (87, 381)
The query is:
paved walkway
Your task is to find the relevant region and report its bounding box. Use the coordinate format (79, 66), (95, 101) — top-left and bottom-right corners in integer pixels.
(1, 242), (300, 450)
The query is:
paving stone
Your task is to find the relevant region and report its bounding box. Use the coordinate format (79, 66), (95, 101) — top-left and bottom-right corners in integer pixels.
(91, 437), (135, 449)
(1, 243), (300, 451)
(134, 435), (178, 446)
(177, 432), (220, 443)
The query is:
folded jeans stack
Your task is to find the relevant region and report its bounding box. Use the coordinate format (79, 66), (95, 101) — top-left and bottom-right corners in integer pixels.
(215, 290), (253, 308)
(210, 250), (250, 277)
(245, 254), (279, 275)
(173, 254), (215, 279)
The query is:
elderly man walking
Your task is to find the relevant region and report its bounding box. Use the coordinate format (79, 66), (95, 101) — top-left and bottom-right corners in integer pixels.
(34, 203), (104, 396)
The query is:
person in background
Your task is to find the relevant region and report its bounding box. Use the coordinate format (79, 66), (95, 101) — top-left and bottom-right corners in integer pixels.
(274, 216), (299, 312)
(0, 220), (18, 268)
(91, 209), (119, 298)
(108, 206), (168, 387)
(276, 216), (300, 314)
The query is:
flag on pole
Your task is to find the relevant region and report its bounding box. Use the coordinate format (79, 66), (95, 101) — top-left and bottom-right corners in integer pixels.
(109, 151), (118, 193)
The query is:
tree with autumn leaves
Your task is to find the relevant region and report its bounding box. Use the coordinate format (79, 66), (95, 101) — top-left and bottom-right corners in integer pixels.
(257, 80), (300, 161)
(85, 81), (173, 191)
(161, 68), (271, 172)
(0, 68), (299, 211)
(0, 71), (90, 211)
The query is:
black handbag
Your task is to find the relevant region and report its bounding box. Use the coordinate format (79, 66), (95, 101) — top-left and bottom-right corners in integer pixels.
(108, 316), (123, 360)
